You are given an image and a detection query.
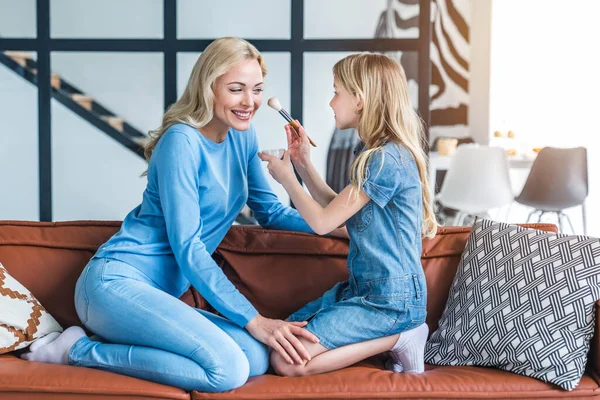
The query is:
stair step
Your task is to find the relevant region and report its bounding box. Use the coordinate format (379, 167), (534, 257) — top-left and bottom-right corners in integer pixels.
(132, 136), (150, 147)
(51, 73), (61, 90)
(71, 94), (93, 111)
(101, 116), (125, 132)
(4, 51), (34, 67)
(31, 70), (61, 90)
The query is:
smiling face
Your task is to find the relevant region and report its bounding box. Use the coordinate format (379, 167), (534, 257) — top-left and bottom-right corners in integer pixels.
(329, 78), (361, 130)
(209, 58), (264, 135)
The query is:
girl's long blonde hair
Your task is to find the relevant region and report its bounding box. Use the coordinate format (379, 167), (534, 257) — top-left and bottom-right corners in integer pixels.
(334, 53), (437, 238)
(144, 37), (267, 162)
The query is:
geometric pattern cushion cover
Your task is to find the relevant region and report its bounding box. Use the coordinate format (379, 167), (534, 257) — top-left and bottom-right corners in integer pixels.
(424, 219), (600, 390)
(0, 262), (62, 354)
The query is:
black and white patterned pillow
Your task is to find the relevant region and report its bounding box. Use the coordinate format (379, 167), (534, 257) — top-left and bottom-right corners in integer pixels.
(425, 219), (600, 390)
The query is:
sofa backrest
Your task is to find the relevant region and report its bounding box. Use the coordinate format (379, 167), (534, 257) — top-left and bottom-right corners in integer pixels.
(215, 223), (559, 334)
(0, 221), (557, 335)
(0, 221), (197, 329)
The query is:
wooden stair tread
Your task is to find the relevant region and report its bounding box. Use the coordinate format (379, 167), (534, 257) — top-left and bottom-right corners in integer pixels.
(4, 51), (34, 59)
(71, 94), (93, 101)
(132, 136), (150, 146)
(101, 116), (124, 122)
(101, 116), (125, 132)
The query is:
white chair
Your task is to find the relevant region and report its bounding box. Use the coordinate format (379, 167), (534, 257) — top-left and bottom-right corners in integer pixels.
(436, 145), (514, 225)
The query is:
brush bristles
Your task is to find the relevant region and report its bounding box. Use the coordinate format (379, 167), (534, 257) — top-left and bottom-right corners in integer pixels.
(267, 97), (282, 111)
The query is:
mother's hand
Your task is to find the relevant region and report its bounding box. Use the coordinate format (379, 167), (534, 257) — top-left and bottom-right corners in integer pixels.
(258, 151), (296, 186)
(246, 314), (319, 364)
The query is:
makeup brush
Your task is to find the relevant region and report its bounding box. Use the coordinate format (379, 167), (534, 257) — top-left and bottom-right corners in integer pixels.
(267, 97), (317, 147)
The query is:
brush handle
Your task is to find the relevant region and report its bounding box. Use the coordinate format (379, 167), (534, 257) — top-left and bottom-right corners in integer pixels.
(278, 110), (317, 147)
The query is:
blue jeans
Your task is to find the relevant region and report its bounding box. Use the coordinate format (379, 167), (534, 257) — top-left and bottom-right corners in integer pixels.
(71, 257), (269, 392)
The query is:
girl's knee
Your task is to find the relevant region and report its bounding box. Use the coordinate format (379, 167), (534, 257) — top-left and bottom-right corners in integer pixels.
(270, 351), (308, 377)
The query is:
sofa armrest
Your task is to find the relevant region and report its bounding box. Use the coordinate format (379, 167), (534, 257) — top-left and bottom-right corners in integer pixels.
(589, 301), (600, 378)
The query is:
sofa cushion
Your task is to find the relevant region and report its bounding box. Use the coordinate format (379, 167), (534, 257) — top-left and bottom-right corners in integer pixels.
(0, 354), (189, 400)
(190, 357), (600, 399)
(0, 262), (62, 354)
(425, 219), (600, 390)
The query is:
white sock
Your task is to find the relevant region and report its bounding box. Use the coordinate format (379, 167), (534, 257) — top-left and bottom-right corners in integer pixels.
(386, 323), (429, 373)
(20, 326), (86, 365)
(29, 331), (61, 352)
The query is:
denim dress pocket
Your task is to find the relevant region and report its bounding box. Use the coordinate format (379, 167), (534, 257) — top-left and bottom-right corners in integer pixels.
(400, 276), (428, 331)
(359, 296), (400, 336)
(357, 277), (410, 336)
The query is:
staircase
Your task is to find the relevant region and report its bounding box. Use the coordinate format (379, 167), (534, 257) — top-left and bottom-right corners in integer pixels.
(0, 51), (148, 158)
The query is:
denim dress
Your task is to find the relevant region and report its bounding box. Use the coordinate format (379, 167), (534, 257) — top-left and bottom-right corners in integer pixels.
(288, 142), (428, 350)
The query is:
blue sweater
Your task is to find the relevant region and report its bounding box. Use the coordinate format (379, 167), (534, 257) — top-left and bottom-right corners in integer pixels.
(95, 123), (313, 327)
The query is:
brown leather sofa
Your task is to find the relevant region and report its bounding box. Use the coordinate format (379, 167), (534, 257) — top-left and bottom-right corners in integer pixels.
(1, 220), (599, 400)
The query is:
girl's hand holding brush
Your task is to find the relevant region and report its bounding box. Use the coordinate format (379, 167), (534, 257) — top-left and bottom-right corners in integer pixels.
(285, 121), (312, 169)
(267, 97), (317, 147)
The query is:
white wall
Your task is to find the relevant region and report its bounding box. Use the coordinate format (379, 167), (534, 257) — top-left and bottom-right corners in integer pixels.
(488, 0), (600, 235)
(468, 0), (492, 145)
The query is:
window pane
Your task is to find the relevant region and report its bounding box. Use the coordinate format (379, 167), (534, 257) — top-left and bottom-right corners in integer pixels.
(0, 0), (36, 38)
(50, 52), (157, 220)
(0, 51), (39, 219)
(51, 52), (163, 133)
(178, 0), (290, 39)
(51, 0), (163, 38)
(304, 0), (419, 39)
(303, 52), (352, 179)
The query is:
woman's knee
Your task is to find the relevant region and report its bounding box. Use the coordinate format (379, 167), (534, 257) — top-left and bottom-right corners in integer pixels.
(244, 338), (270, 377)
(194, 345), (250, 392)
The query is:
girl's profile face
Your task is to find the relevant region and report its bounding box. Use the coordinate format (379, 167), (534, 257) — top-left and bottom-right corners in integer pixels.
(329, 78), (360, 130)
(212, 59), (264, 132)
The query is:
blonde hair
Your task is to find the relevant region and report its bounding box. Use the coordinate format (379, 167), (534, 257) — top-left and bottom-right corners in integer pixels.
(144, 37), (267, 162)
(334, 53), (437, 238)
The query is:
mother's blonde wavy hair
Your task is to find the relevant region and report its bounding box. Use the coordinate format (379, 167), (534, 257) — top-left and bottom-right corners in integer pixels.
(334, 53), (437, 238)
(144, 37), (267, 162)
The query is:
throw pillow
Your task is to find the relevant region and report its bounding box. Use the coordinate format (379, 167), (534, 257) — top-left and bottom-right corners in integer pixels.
(424, 219), (600, 390)
(0, 262), (63, 354)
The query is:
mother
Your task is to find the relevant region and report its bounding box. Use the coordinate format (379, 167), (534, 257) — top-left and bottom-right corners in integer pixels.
(20, 37), (319, 392)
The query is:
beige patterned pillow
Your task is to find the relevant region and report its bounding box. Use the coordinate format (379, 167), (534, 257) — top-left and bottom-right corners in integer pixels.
(0, 262), (63, 354)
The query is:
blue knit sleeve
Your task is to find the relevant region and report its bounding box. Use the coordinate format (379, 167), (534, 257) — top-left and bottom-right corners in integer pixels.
(153, 129), (258, 327)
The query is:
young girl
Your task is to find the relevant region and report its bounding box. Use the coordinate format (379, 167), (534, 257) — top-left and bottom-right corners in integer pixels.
(259, 53), (437, 376)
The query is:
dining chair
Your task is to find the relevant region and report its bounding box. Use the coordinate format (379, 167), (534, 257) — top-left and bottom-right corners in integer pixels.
(437, 145), (514, 225)
(514, 147), (588, 234)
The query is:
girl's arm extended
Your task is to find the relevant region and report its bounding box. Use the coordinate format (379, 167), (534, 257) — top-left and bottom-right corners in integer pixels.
(260, 151), (369, 235)
(285, 124), (338, 207)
